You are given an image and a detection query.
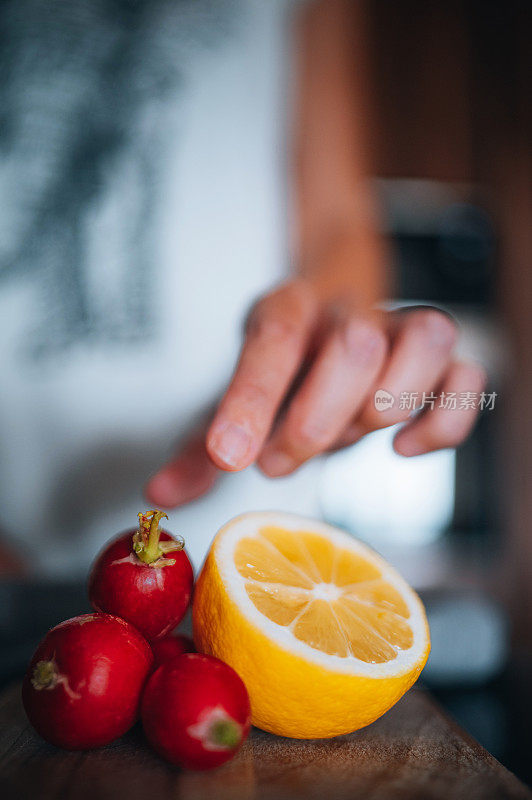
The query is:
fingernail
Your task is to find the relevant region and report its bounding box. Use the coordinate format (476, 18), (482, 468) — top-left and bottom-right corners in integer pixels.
(259, 451), (295, 477)
(208, 422), (252, 468)
(145, 471), (183, 507)
(394, 437), (425, 457)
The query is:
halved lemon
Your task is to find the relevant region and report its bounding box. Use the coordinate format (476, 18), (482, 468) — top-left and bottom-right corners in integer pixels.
(193, 512), (430, 738)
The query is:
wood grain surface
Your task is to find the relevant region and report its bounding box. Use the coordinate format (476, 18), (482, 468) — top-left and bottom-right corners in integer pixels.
(0, 682), (530, 800)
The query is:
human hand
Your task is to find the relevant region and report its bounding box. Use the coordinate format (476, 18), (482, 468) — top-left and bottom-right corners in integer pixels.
(145, 279), (486, 508)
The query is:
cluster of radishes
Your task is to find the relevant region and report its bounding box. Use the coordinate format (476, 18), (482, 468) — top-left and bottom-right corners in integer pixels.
(22, 510), (251, 770)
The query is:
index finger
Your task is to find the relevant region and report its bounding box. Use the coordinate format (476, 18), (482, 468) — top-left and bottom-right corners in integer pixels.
(206, 280), (317, 471)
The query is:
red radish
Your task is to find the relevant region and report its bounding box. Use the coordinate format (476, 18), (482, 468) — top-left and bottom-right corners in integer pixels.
(88, 510), (194, 640)
(22, 613), (152, 750)
(151, 633), (195, 669)
(142, 653), (251, 770)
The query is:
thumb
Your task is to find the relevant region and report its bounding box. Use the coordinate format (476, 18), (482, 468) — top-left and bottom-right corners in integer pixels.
(144, 431), (220, 509)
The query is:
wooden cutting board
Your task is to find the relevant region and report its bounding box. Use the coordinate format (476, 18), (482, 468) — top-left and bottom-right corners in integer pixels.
(0, 682), (529, 800)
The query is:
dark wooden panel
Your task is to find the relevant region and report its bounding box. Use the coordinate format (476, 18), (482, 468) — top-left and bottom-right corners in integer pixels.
(0, 682), (529, 800)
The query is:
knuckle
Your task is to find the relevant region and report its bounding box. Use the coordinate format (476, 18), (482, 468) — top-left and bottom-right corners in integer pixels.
(362, 399), (409, 431)
(343, 317), (387, 362)
(430, 414), (468, 449)
(264, 316), (301, 344)
(246, 293), (271, 326)
(408, 309), (457, 350)
(434, 430), (463, 451)
(463, 361), (488, 391)
(246, 280), (317, 342)
(283, 278), (318, 317)
(237, 380), (272, 412)
(247, 306), (301, 345)
(287, 418), (330, 454)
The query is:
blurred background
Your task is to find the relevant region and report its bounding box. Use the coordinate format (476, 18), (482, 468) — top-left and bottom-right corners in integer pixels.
(1, 0), (531, 785)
